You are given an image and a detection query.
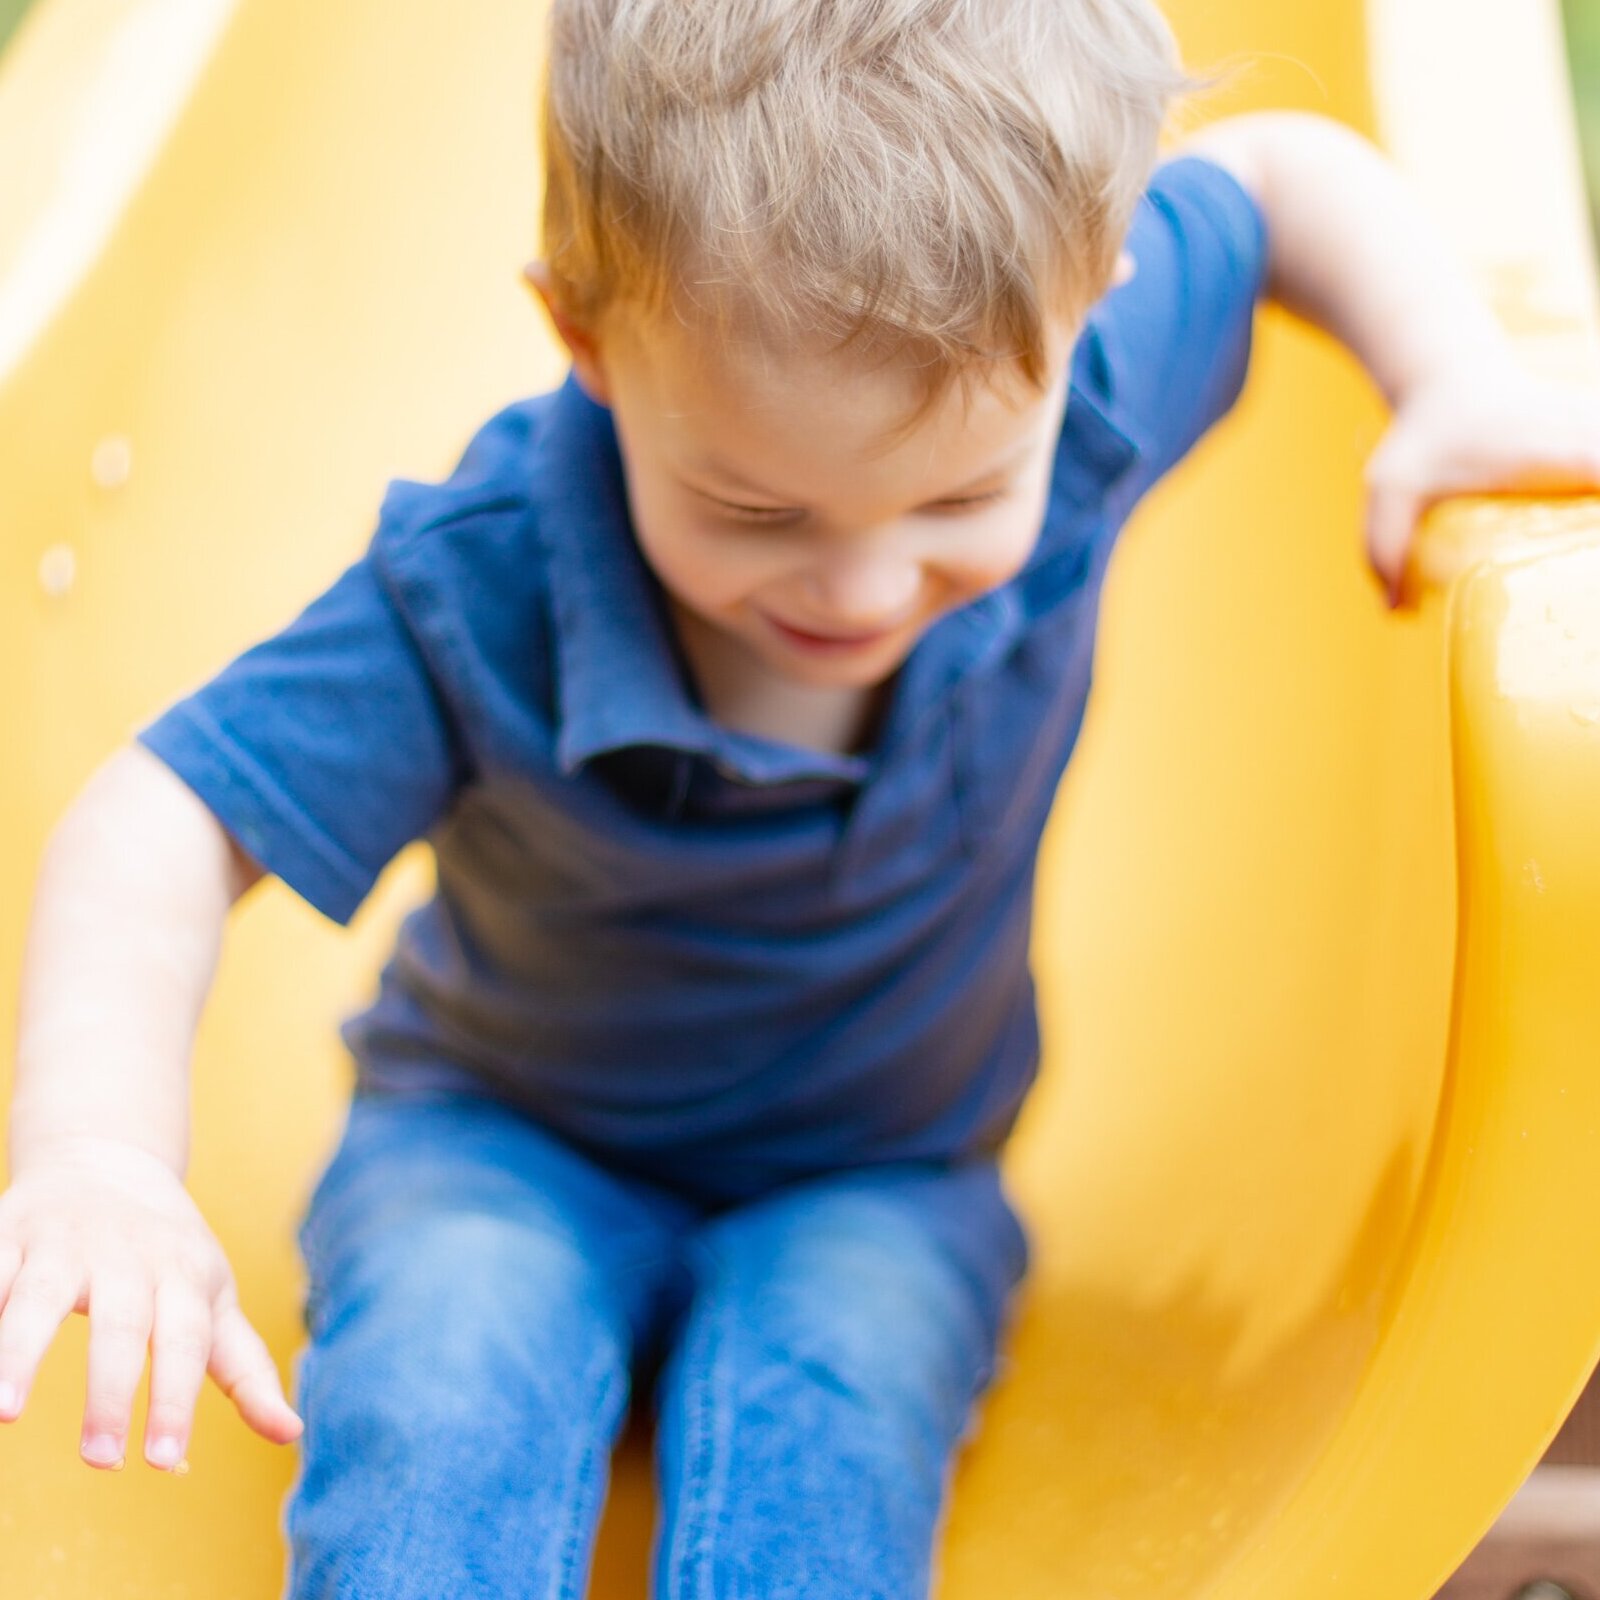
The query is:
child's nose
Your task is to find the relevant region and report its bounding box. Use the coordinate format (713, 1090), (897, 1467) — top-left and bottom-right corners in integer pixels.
(803, 550), (922, 626)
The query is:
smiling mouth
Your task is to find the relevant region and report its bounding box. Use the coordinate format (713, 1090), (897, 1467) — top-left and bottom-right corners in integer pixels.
(762, 614), (903, 651)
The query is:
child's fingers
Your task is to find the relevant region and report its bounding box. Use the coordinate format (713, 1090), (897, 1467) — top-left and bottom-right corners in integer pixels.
(1364, 479), (1424, 609)
(0, 1249), (83, 1423)
(141, 1275), (215, 1473)
(0, 1234), (21, 1318)
(207, 1296), (303, 1445)
(79, 1269), (154, 1469)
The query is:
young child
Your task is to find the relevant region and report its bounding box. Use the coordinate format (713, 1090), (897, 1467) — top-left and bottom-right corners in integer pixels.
(4, 1), (1597, 1596)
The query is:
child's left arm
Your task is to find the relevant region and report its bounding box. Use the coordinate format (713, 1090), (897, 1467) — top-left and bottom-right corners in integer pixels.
(1185, 111), (1600, 607)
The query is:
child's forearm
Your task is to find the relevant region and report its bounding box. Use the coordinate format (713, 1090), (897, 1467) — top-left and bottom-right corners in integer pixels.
(7, 746), (263, 1180)
(1185, 111), (1516, 406)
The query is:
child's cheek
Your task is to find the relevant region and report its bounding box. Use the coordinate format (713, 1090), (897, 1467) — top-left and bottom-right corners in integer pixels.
(649, 518), (782, 615)
(961, 508), (1047, 599)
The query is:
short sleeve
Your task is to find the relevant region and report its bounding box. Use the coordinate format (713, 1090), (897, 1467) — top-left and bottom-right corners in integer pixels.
(136, 555), (466, 925)
(1089, 154), (1269, 489)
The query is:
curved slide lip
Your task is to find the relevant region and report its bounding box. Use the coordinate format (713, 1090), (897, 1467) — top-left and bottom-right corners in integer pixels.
(0, 0), (237, 390)
(1212, 515), (1600, 1600)
(1211, 4), (1600, 1594)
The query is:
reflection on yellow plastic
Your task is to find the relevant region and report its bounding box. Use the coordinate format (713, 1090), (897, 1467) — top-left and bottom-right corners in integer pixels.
(1411, 493), (1600, 594)
(1202, 519), (1600, 1600)
(1, 0), (1598, 1597)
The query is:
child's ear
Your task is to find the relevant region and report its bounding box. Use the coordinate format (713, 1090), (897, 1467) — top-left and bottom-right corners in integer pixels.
(522, 261), (612, 405)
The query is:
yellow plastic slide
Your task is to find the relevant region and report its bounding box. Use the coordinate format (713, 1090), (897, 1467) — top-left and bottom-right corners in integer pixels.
(2, 0), (1598, 1595)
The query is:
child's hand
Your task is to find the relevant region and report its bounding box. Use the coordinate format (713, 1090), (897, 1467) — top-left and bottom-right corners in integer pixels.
(1187, 114), (1600, 608)
(1364, 354), (1600, 609)
(0, 1137), (304, 1471)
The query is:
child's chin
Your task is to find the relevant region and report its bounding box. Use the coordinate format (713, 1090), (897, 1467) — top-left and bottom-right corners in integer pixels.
(767, 643), (908, 691)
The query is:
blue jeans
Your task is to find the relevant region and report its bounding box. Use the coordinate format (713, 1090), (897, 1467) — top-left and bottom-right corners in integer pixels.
(280, 1089), (1027, 1599)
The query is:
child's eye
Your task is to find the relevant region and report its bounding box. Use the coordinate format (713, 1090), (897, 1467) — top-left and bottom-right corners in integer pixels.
(927, 489), (1007, 514)
(711, 500), (803, 525)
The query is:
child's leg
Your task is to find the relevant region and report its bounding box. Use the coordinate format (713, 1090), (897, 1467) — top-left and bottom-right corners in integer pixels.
(282, 1091), (693, 1600)
(652, 1161), (1028, 1600)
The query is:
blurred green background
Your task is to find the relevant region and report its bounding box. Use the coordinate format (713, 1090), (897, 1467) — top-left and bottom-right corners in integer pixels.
(0, 0), (32, 60)
(1569, 0), (1600, 242)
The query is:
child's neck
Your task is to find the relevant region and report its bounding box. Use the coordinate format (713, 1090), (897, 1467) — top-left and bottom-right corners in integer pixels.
(670, 602), (889, 758)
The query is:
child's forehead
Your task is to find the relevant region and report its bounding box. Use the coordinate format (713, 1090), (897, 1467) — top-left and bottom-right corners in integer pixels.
(615, 306), (1073, 467)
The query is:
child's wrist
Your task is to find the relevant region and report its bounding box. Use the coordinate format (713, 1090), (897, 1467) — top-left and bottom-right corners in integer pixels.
(7, 1127), (186, 1186)
(1383, 315), (1523, 411)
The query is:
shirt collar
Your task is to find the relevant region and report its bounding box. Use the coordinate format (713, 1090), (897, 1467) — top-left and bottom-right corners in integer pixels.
(529, 375), (869, 786)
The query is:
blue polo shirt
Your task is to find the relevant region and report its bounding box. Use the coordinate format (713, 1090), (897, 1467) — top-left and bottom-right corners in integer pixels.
(138, 157), (1266, 1203)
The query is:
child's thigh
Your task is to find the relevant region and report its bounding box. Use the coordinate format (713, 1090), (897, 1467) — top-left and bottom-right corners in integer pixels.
(283, 1093), (696, 1600)
(679, 1160), (1029, 1431)
(651, 1163), (1029, 1600)
(295, 1090), (691, 1375)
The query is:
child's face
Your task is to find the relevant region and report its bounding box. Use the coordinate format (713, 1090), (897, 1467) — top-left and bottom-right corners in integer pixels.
(555, 294), (1073, 693)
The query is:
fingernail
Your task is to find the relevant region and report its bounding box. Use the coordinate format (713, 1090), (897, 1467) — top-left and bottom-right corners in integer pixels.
(82, 1433), (123, 1467)
(0, 1381), (19, 1417)
(148, 1436), (182, 1469)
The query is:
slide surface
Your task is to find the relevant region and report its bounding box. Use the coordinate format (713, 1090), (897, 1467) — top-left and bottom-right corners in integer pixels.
(2, 1), (1598, 1595)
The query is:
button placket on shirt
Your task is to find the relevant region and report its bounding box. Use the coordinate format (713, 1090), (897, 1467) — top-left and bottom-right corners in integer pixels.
(822, 582), (1026, 896)
(826, 642), (989, 896)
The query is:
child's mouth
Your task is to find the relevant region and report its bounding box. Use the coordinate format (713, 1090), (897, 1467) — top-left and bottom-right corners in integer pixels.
(762, 614), (900, 653)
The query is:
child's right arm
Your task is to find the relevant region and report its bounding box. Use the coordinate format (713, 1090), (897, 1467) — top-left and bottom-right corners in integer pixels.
(1, 744), (304, 1472)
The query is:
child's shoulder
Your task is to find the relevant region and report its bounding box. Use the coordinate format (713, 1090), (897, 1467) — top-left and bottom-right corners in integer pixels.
(375, 392), (553, 557)
(368, 380), (611, 609)
(1079, 153), (1269, 486)
(1092, 153), (1267, 384)
(1138, 153), (1267, 268)
(352, 389), (565, 696)
(362, 377), (636, 706)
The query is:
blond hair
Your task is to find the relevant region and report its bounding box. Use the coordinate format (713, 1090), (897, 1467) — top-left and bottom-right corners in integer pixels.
(540, 0), (1191, 396)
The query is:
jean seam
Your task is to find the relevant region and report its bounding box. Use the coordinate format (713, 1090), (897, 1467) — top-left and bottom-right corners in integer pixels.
(661, 1288), (732, 1600)
(549, 1345), (628, 1600)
